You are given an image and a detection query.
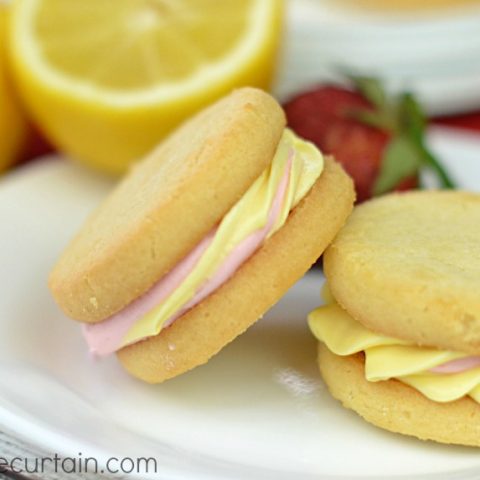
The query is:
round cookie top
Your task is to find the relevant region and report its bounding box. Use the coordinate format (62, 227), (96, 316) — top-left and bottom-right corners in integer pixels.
(50, 88), (285, 323)
(324, 191), (480, 354)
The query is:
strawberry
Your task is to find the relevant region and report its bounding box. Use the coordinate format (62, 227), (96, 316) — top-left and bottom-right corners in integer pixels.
(284, 79), (454, 202)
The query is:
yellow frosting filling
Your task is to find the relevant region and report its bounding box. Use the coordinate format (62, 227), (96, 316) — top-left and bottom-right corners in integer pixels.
(123, 129), (324, 345)
(308, 286), (480, 403)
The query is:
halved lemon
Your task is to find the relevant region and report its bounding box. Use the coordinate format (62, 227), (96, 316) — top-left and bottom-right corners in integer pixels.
(9, 0), (283, 175)
(0, 3), (27, 173)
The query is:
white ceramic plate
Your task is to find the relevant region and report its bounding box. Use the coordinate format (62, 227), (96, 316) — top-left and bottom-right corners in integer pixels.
(0, 127), (480, 479)
(277, 0), (480, 115)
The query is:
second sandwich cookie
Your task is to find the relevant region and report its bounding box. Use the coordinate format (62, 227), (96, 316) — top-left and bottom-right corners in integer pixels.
(309, 191), (480, 447)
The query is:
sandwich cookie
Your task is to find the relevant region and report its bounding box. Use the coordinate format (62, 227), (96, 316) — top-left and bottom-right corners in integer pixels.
(50, 87), (355, 383)
(309, 191), (480, 446)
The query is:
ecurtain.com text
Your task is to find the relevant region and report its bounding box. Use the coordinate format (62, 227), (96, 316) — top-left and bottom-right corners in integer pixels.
(0, 453), (158, 475)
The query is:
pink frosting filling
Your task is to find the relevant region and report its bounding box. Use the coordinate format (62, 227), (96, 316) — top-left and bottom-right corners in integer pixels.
(83, 154), (293, 356)
(429, 356), (480, 374)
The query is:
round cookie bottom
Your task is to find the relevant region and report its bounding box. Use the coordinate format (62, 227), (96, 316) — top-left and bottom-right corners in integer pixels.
(318, 343), (480, 447)
(117, 156), (355, 383)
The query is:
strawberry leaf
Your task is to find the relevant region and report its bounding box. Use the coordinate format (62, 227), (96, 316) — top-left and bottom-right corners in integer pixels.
(373, 135), (423, 195)
(398, 93), (455, 188)
(349, 76), (387, 109)
(348, 109), (394, 131)
(398, 92), (426, 138)
(417, 143), (456, 189)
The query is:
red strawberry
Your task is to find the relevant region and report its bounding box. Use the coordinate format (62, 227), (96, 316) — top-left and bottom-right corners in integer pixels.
(284, 84), (418, 202)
